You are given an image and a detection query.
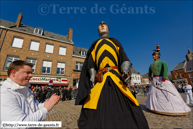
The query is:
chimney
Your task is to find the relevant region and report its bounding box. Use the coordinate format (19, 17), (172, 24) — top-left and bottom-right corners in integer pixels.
(68, 28), (73, 40)
(15, 13), (23, 27)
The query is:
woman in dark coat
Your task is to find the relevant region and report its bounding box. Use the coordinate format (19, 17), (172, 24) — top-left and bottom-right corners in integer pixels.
(46, 87), (52, 99)
(39, 86), (46, 103)
(62, 87), (68, 101)
(131, 88), (137, 98)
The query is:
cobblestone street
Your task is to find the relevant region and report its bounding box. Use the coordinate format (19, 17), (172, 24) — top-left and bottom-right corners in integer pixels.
(45, 93), (193, 129)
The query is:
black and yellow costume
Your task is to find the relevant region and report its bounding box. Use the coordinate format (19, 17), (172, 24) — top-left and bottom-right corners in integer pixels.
(75, 38), (149, 129)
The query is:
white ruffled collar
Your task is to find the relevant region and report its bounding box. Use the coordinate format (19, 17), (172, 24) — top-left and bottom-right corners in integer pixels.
(7, 77), (31, 98)
(7, 77), (30, 91)
(6, 78), (36, 112)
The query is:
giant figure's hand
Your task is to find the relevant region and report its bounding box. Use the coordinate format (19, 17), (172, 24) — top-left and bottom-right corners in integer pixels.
(122, 73), (131, 84)
(121, 61), (131, 84)
(157, 81), (165, 87)
(89, 68), (96, 87)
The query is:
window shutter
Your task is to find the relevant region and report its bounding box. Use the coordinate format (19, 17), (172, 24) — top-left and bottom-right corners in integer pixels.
(59, 47), (66, 55)
(12, 37), (24, 48)
(45, 44), (54, 53)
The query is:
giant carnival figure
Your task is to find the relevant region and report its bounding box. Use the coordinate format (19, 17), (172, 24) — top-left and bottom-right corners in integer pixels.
(146, 44), (191, 115)
(75, 21), (149, 129)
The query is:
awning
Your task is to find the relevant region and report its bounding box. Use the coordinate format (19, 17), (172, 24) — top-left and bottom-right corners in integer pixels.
(172, 78), (187, 83)
(73, 75), (80, 79)
(29, 76), (68, 86)
(0, 75), (8, 78)
(29, 82), (68, 86)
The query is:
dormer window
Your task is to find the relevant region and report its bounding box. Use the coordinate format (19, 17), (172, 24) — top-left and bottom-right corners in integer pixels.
(81, 51), (87, 56)
(34, 28), (43, 35)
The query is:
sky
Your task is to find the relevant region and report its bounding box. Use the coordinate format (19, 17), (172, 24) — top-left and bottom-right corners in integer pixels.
(0, 0), (192, 75)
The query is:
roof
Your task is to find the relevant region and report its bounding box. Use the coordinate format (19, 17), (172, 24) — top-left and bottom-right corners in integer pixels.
(73, 46), (88, 56)
(172, 62), (185, 71)
(187, 48), (193, 54)
(142, 74), (149, 78)
(131, 67), (138, 74)
(186, 60), (193, 72)
(0, 19), (72, 43)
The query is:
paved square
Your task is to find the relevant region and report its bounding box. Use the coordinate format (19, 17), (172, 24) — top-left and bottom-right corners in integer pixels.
(45, 93), (193, 129)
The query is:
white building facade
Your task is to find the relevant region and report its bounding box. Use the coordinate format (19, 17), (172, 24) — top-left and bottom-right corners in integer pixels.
(130, 74), (141, 85)
(130, 67), (141, 85)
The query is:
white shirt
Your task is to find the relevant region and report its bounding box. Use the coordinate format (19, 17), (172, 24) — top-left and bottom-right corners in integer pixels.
(183, 84), (192, 94)
(0, 78), (48, 122)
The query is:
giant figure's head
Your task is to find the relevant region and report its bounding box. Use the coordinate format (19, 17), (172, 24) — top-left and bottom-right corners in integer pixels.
(152, 44), (161, 60)
(98, 21), (110, 39)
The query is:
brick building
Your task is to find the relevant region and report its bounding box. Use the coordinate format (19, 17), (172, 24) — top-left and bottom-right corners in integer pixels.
(171, 48), (193, 84)
(141, 73), (150, 84)
(0, 13), (87, 87)
(72, 46), (88, 88)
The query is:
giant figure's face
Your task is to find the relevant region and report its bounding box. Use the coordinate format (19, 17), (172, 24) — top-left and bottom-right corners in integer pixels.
(98, 23), (108, 35)
(152, 54), (160, 61)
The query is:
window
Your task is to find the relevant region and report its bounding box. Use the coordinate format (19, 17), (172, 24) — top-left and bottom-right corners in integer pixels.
(180, 73), (184, 78)
(80, 63), (83, 70)
(34, 28), (43, 35)
(26, 58), (37, 73)
(29, 41), (40, 51)
(4, 56), (19, 71)
(73, 79), (79, 88)
(174, 72), (179, 79)
(81, 51), (87, 56)
(59, 46), (66, 56)
(75, 61), (83, 70)
(42, 61), (52, 74)
(189, 73), (193, 78)
(45, 44), (54, 53)
(56, 62), (65, 75)
(175, 75), (178, 79)
(11, 37), (23, 48)
(73, 79), (77, 86)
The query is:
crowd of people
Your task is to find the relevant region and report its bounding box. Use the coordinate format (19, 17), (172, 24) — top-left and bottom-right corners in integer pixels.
(29, 82), (192, 103)
(30, 83), (192, 104)
(128, 84), (150, 97)
(129, 83), (193, 93)
(128, 82), (193, 101)
(30, 85), (78, 103)
(174, 83), (193, 93)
